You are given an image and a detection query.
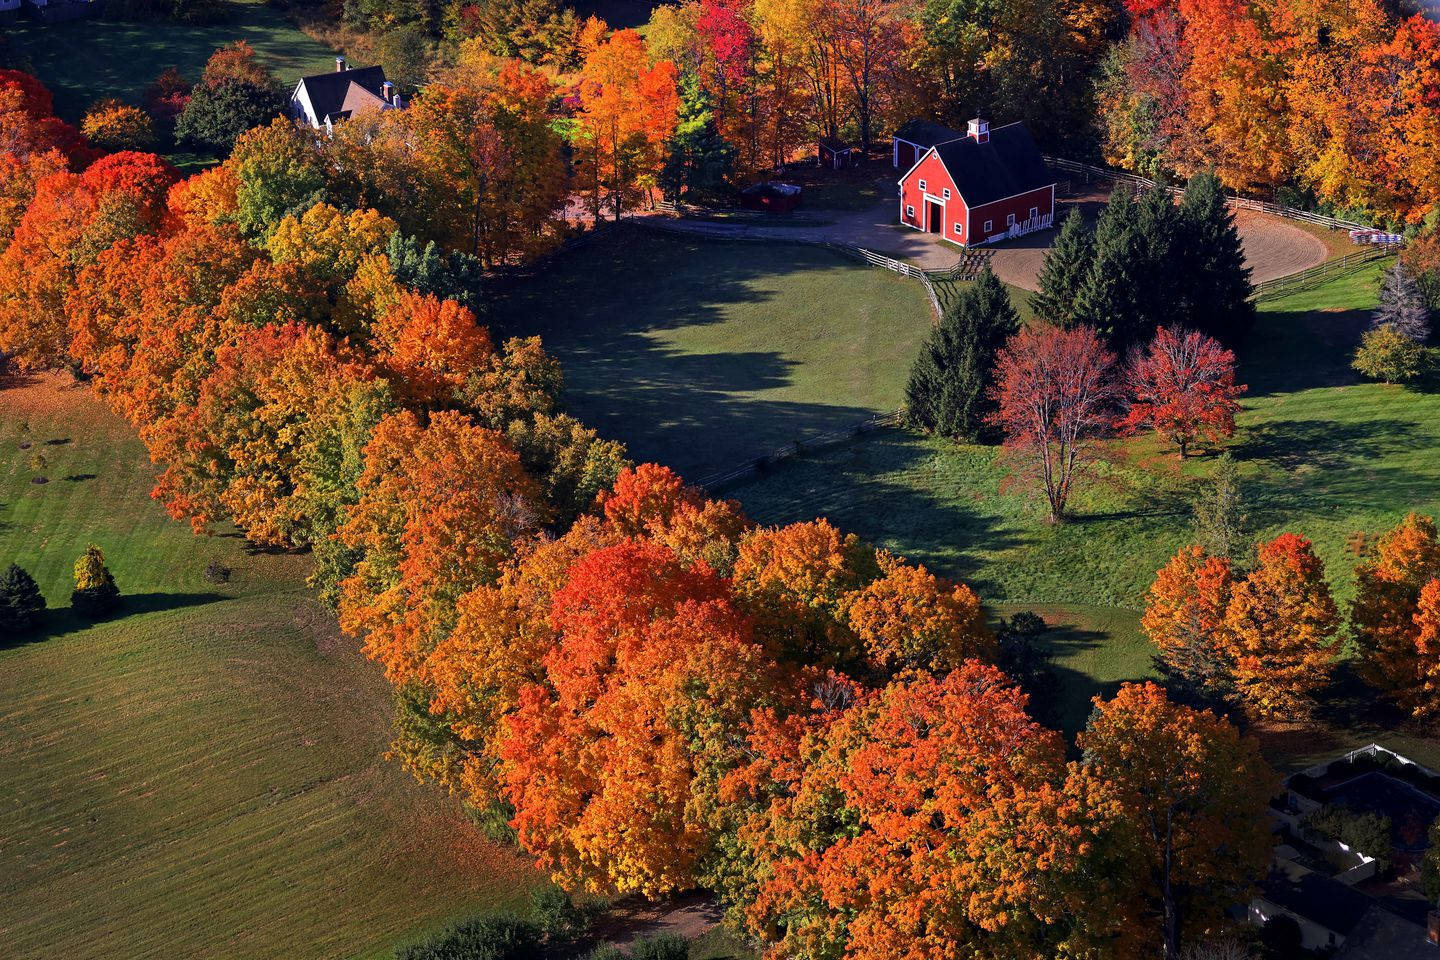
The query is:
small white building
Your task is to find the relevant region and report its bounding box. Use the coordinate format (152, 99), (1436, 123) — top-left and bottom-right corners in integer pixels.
(289, 57), (403, 134)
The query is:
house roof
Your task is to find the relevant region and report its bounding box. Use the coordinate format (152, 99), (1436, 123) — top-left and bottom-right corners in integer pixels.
(1334, 906), (1434, 959)
(892, 118), (965, 147)
(297, 65), (389, 123)
(1261, 868), (1375, 937)
(930, 122), (1053, 208)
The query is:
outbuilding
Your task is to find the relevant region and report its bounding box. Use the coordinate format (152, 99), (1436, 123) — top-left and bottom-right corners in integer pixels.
(896, 118), (1056, 247)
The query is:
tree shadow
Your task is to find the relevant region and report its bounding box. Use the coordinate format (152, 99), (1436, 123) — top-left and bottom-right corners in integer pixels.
(1234, 417), (1420, 473)
(3, 591), (228, 646)
(1241, 306), (1374, 397)
(44, 437), (71, 446)
(63, 473), (97, 483)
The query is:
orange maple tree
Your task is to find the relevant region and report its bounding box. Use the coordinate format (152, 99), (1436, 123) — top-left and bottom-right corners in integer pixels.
(1350, 512), (1440, 715)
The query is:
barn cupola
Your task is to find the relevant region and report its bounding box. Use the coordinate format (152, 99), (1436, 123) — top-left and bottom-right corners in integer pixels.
(967, 118), (990, 144)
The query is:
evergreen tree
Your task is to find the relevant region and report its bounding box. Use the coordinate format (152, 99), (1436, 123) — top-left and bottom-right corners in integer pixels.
(1074, 185), (1147, 349)
(1133, 185), (1186, 334)
(0, 563), (46, 635)
(1178, 171), (1254, 345)
(905, 267), (1020, 441)
(1190, 453), (1249, 564)
(659, 75), (735, 204)
(71, 545), (121, 619)
(1029, 207), (1094, 327)
(1373, 260), (1431, 342)
(385, 233), (486, 317)
(175, 76), (286, 155)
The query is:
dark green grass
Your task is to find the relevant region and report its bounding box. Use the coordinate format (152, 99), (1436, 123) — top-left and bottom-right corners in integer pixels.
(499, 230), (933, 480)
(5, 0), (337, 122)
(0, 373), (539, 960)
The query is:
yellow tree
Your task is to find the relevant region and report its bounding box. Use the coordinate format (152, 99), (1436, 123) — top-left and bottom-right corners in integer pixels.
(1222, 533), (1339, 718)
(574, 30), (681, 221)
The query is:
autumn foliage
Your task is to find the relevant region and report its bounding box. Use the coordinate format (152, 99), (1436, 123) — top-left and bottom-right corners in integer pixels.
(1351, 513), (1440, 718)
(1121, 326), (1245, 458)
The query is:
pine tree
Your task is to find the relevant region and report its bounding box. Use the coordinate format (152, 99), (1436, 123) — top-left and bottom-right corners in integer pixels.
(0, 563), (46, 635)
(659, 75), (734, 204)
(1190, 453), (1248, 563)
(905, 267), (1020, 441)
(1178, 171), (1254, 345)
(1074, 185), (1147, 349)
(71, 544), (120, 619)
(1133, 185), (1185, 334)
(1029, 207), (1094, 327)
(1373, 260), (1431, 342)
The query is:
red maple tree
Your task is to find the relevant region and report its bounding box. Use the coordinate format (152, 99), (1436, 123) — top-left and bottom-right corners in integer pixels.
(1121, 326), (1245, 458)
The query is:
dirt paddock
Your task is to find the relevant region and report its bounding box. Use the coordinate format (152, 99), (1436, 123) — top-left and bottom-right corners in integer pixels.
(987, 188), (1333, 291)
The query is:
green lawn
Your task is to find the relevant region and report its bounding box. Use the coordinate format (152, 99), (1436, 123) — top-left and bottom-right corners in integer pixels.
(501, 230), (933, 480)
(724, 258), (1440, 753)
(0, 373), (540, 960)
(5, 0), (337, 122)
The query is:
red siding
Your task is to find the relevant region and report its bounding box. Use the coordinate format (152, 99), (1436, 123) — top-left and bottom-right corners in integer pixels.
(966, 185), (1054, 244)
(898, 150), (968, 243)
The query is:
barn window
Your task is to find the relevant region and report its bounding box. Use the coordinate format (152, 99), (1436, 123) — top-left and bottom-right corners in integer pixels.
(954, 223), (962, 236)
(906, 205), (914, 218)
(1030, 206), (1039, 219)
(1007, 213), (1016, 226)
(918, 179), (927, 191)
(943, 188), (951, 199)
(983, 220), (992, 232)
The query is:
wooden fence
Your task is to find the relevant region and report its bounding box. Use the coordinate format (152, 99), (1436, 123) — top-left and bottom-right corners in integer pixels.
(1250, 247), (1393, 300)
(856, 248), (944, 319)
(1042, 156), (1374, 233)
(696, 410), (904, 492)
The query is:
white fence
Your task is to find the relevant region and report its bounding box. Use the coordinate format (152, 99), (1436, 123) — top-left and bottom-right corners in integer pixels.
(1042, 156), (1375, 233)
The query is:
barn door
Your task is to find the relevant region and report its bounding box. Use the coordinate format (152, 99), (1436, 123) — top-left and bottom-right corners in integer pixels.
(927, 201), (943, 234)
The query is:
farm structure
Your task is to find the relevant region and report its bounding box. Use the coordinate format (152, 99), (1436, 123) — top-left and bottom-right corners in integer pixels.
(896, 118), (1056, 247)
(289, 57), (403, 134)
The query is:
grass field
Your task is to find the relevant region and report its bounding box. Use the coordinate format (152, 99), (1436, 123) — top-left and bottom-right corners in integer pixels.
(4, 0), (337, 122)
(0, 373), (540, 960)
(719, 257), (1440, 753)
(501, 230), (933, 480)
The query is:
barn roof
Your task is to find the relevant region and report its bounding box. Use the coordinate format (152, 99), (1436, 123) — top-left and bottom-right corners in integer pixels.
(297, 65), (389, 124)
(892, 118), (965, 147)
(930, 122), (1053, 207)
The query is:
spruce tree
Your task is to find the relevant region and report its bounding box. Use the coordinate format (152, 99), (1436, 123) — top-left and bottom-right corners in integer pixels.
(1178, 171), (1254, 344)
(905, 267), (1020, 441)
(659, 75), (735, 204)
(1133, 185), (1185, 334)
(1373, 260), (1431, 342)
(1074, 184), (1147, 349)
(1030, 207), (1094, 327)
(71, 544), (120, 619)
(0, 563), (46, 635)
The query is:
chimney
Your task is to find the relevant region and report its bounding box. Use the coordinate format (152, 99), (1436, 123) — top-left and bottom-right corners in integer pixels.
(335, 56), (347, 72)
(967, 118), (990, 144)
(382, 80), (394, 101)
(391, 93), (402, 108)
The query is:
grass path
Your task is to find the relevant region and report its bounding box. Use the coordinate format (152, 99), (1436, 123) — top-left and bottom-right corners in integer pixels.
(501, 230), (933, 479)
(0, 374), (539, 960)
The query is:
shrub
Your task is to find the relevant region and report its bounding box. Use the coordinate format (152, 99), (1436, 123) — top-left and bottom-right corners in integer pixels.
(0, 563), (46, 635)
(529, 885), (587, 942)
(204, 559), (232, 584)
(586, 948), (624, 960)
(1352, 324), (1426, 384)
(394, 914), (543, 960)
(1301, 804), (1392, 868)
(631, 932), (689, 960)
(81, 99), (156, 152)
(71, 544), (120, 619)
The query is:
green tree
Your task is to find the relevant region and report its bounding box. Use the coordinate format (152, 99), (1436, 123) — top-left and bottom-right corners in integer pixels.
(71, 544), (121, 619)
(1178, 171), (1254, 345)
(378, 24), (434, 94)
(0, 563), (46, 635)
(1074, 185), (1147, 349)
(905, 267), (1020, 440)
(385, 232), (486, 316)
(1190, 453), (1248, 563)
(175, 76), (285, 155)
(229, 119), (328, 239)
(1353, 325), (1426, 384)
(1030, 206), (1094, 327)
(659, 74), (735, 203)
(395, 914), (542, 960)
(1133, 184), (1185, 333)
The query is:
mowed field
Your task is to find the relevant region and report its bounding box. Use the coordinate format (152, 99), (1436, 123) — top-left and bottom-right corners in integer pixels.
(4, 1), (337, 123)
(0, 374), (540, 960)
(502, 229), (933, 480)
(732, 259), (1440, 754)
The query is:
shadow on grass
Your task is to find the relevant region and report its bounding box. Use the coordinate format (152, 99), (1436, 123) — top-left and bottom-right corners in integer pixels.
(1235, 416), (1420, 471)
(1241, 306), (1373, 396)
(4, 591), (228, 646)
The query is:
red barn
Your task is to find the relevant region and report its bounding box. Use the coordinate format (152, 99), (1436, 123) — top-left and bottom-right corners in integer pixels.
(896, 118), (1056, 247)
